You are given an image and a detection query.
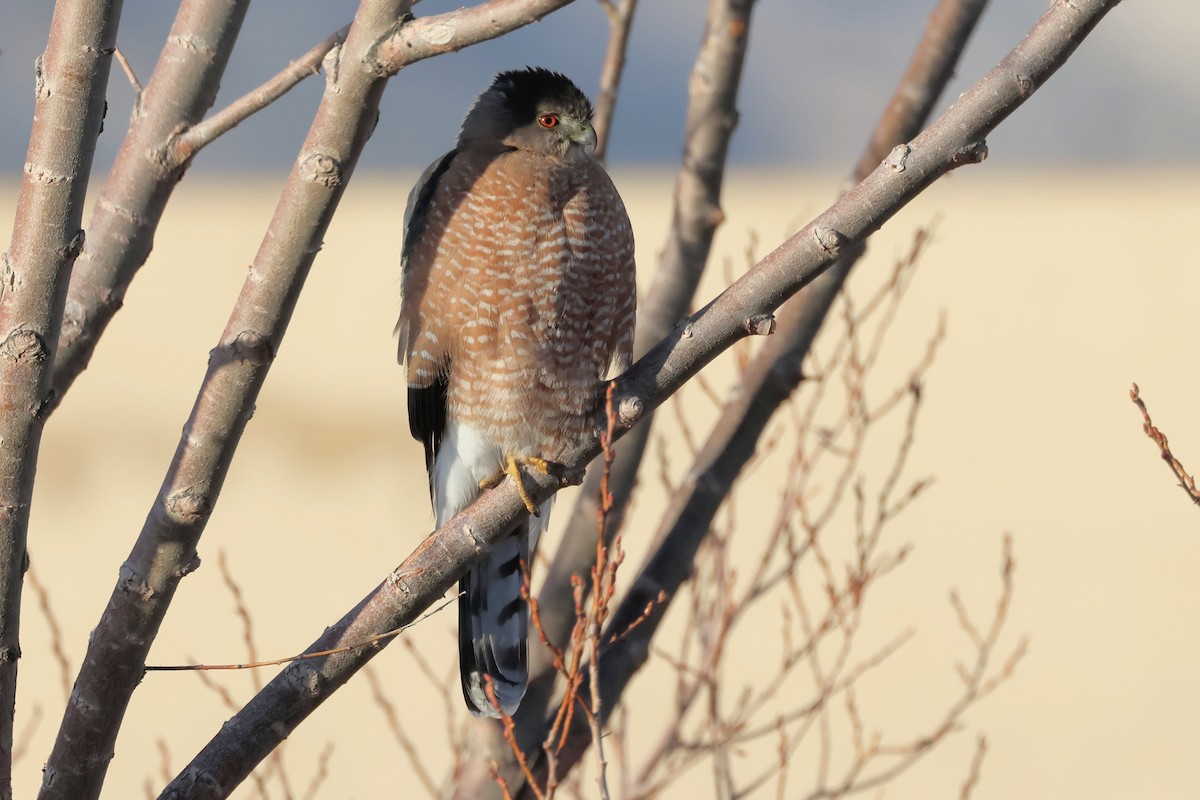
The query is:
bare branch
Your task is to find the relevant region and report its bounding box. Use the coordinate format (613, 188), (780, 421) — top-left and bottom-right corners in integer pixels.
(520, 0), (758, 757)
(170, 25), (350, 163)
(592, 0), (638, 161)
(47, 0), (253, 416)
(113, 46), (144, 104)
(47, 0), (588, 795)
(159, 2), (1117, 796)
(364, 666), (441, 798)
(39, 1), (397, 795)
(517, 0), (1100, 784)
(1129, 383), (1200, 507)
(0, 0), (122, 792)
(25, 559), (71, 704)
(374, 0), (579, 74)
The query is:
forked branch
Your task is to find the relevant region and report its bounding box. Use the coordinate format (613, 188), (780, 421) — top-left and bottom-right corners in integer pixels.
(159, 2), (1120, 796)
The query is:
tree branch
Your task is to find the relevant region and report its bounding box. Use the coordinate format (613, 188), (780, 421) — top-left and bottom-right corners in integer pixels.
(48, 2), (326, 415)
(169, 25), (350, 164)
(518, 0), (758, 760)
(514, 0), (987, 790)
(592, 0), (638, 162)
(1129, 383), (1200, 507)
(0, 1), (122, 796)
(38, 3), (404, 798)
(522, 0), (1104, 785)
(162, 2), (1120, 795)
(373, 0), (580, 74)
(40, 1), (583, 798)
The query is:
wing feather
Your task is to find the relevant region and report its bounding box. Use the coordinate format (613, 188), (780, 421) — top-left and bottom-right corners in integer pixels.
(399, 150), (461, 488)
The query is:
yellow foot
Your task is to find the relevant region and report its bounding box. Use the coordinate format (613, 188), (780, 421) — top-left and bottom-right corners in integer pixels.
(479, 454), (554, 516)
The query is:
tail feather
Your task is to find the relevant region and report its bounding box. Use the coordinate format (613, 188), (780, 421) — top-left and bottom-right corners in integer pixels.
(460, 524), (529, 717)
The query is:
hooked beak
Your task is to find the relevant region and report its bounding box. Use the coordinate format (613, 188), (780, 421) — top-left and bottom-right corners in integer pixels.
(567, 121), (598, 153)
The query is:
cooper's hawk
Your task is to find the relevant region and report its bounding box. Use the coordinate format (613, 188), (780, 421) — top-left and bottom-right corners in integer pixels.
(397, 68), (636, 717)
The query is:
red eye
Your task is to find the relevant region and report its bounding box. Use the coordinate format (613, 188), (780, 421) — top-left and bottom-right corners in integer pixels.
(538, 114), (559, 129)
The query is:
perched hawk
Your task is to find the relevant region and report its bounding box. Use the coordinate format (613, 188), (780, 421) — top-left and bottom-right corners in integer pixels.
(397, 68), (636, 717)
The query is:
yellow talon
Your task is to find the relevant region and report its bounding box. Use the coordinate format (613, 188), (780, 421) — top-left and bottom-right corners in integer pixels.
(479, 454), (553, 516)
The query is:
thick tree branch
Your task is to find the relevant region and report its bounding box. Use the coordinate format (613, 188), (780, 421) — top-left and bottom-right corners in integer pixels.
(41, 3), (401, 798)
(163, 2), (1119, 795)
(0, 1), (122, 796)
(519, 0), (758, 757)
(48, 2), (326, 414)
(517, 0), (984, 788)
(373, 0), (579, 74)
(528, 0), (1108, 786)
(40, 2), (583, 798)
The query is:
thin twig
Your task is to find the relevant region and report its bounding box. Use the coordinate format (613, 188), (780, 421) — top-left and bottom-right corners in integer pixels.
(26, 557), (72, 703)
(113, 46), (144, 103)
(170, 25), (349, 164)
(959, 736), (988, 800)
(145, 593), (457, 672)
(299, 743), (335, 800)
(164, 4), (1117, 795)
(1129, 383), (1200, 506)
(364, 665), (441, 798)
(521, 0), (759, 765)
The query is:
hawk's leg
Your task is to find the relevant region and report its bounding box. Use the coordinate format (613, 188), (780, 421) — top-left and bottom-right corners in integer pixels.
(479, 454), (555, 516)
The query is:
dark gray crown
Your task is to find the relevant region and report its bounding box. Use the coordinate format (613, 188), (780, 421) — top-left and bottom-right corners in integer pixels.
(488, 67), (593, 123)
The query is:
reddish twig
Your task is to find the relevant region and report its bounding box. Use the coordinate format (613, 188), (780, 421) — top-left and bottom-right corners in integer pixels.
(1129, 383), (1200, 506)
(160, 4), (1116, 795)
(522, 0), (759, 763)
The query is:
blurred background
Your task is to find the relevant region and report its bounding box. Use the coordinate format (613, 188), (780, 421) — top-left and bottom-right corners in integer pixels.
(3, 1), (1199, 798)
(2, 0), (1198, 173)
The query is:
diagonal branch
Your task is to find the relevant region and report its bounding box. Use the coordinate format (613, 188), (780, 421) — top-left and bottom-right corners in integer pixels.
(48, 4), (335, 415)
(42, 2), (580, 799)
(519, 0), (758, 756)
(0, 1), (122, 795)
(592, 0), (638, 162)
(524, 0), (1105, 786)
(516, 0), (988, 788)
(163, 2), (1120, 795)
(602, 0), (990, 702)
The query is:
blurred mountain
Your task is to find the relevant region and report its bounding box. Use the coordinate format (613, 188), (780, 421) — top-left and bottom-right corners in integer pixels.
(0, 0), (1195, 176)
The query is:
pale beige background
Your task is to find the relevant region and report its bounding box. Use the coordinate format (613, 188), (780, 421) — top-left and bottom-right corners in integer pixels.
(7, 165), (1198, 798)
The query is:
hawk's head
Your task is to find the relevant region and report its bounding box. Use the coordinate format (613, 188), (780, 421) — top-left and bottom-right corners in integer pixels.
(459, 67), (597, 160)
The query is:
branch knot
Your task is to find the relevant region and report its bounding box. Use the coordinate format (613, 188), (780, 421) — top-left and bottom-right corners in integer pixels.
(299, 153), (342, 187)
(813, 226), (845, 257)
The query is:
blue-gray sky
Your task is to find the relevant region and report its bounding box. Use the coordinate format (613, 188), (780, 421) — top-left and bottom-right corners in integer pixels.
(1, 0), (1194, 177)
